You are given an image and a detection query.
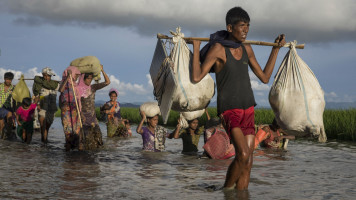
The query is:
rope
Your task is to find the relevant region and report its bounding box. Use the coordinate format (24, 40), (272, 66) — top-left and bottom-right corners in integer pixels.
(153, 57), (172, 105)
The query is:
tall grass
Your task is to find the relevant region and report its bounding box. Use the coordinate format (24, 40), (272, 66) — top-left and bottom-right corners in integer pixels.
(323, 109), (356, 141)
(55, 107), (356, 141)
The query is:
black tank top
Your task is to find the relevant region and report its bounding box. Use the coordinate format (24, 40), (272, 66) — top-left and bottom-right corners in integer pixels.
(216, 45), (256, 115)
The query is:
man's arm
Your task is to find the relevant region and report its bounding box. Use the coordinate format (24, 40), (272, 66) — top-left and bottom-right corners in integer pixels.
(191, 41), (224, 83)
(245, 34), (286, 84)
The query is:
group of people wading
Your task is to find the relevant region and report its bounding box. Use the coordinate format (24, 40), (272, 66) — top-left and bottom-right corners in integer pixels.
(0, 6), (296, 191)
(0, 64), (133, 151)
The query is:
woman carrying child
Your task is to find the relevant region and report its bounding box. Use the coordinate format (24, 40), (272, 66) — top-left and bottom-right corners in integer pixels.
(15, 97), (39, 143)
(102, 88), (131, 138)
(77, 65), (110, 150)
(136, 111), (180, 152)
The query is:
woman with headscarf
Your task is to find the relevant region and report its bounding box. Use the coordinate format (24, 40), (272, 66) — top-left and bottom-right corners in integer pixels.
(101, 88), (131, 138)
(59, 66), (82, 151)
(77, 65), (110, 150)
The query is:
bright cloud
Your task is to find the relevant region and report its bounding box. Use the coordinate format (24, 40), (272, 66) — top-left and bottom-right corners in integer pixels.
(0, 67), (154, 102)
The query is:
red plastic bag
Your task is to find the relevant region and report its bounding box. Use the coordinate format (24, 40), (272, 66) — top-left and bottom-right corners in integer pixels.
(203, 128), (235, 159)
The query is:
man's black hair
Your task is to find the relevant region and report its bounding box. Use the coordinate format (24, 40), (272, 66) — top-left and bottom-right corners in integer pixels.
(4, 72), (14, 80)
(84, 72), (94, 80)
(22, 97), (32, 107)
(226, 7), (250, 26)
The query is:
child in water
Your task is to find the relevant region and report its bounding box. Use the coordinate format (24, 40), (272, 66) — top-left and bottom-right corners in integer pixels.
(136, 111), (180, 152)
(15, 97), (38, 143)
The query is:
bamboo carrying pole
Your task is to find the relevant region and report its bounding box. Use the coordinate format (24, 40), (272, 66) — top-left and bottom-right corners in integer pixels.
(157, 33), (305, 49)
(19, 78), (61, 82)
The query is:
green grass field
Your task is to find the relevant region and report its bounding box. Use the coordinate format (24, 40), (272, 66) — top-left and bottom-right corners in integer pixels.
(55, 107), (356, 141)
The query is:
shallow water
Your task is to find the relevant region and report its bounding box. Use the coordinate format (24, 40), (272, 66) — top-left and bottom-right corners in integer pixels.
(0, 119), (355, 200)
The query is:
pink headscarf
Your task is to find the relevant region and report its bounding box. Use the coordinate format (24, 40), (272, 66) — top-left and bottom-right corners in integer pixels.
(77, 74), (92, 98)
(109, 88), (119, 97)
(61, 66), (82, 110)
(62, 66), (81, 85)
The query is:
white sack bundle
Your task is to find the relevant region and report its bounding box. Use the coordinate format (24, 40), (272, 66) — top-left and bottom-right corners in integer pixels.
(269, 42), (327, 142)
(139, 102), (161, 117)
(170, 28), (215, 112)
(70, 56), (102, 80)
(179, 109), (205, 128)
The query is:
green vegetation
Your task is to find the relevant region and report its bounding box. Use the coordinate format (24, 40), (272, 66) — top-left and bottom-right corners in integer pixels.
(55, 107), (356, 141)
(323, 109), (356, 141)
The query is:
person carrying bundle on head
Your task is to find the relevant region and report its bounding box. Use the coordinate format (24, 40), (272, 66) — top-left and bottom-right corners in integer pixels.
(170, 117), (204, 155)
(136, 102), (180, 152)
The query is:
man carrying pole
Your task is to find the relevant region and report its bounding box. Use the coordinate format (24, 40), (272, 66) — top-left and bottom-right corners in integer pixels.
(33, 67), (59, 144)
(190, 7), (286, 190)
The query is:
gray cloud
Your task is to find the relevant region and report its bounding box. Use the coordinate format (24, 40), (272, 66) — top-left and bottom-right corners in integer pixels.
(1, 0), (356, 43)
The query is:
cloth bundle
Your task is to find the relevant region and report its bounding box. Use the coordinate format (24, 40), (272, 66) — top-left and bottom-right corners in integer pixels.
(12, 75), (31, 104)
(169, 27), (215, 112)
(70, 56), (102, 81)
(139, 102), (161, 118)
(269, 41), (327, 142)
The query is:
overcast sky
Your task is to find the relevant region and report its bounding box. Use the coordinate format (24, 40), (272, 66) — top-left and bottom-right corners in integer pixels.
(0, 0), (355, 107)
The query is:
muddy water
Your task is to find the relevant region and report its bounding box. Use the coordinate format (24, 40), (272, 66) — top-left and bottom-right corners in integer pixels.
(0, 119), (355, 199)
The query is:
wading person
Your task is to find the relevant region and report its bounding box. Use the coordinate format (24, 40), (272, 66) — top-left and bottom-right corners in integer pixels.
(0, 72), (16, 139)
(15, 97), (39, 143)
(171, 118), (204, 155)
(59, 66), (82, 151)
(191, 7), (285, 190)
(32, 67), (59, 144)
(136, 111), (180, 152)
(77, 65), (110, 150)
(101, 88), (130, 138)
(255, 119), (295, 149)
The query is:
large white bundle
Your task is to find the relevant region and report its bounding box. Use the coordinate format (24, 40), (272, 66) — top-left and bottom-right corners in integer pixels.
(269, 42), (327, 142)
(170, 28), (215, 112)
(179, 109), (205, 128)
(139, 102), (161, 117)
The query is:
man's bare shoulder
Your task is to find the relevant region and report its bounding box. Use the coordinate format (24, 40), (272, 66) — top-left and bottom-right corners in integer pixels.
(207, 43), (225, 59)
(243, 43), (254, 55)
(209, 43), (225, 52)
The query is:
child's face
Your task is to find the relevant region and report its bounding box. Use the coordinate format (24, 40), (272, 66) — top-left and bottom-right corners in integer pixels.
(189, 119), (199, 130)
(148, 116), (159, 128)
(229, 21), (249, 42)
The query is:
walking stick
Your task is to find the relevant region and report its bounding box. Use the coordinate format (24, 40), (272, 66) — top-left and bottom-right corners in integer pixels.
(68, 74), (84, 150)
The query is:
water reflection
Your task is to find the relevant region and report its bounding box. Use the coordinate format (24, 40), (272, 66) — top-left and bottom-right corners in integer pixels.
(59, 152), (100, 199)
(0, 119), (355, 199)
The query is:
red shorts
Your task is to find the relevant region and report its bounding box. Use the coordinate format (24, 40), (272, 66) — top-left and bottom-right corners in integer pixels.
(221, 106), (255, 139)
